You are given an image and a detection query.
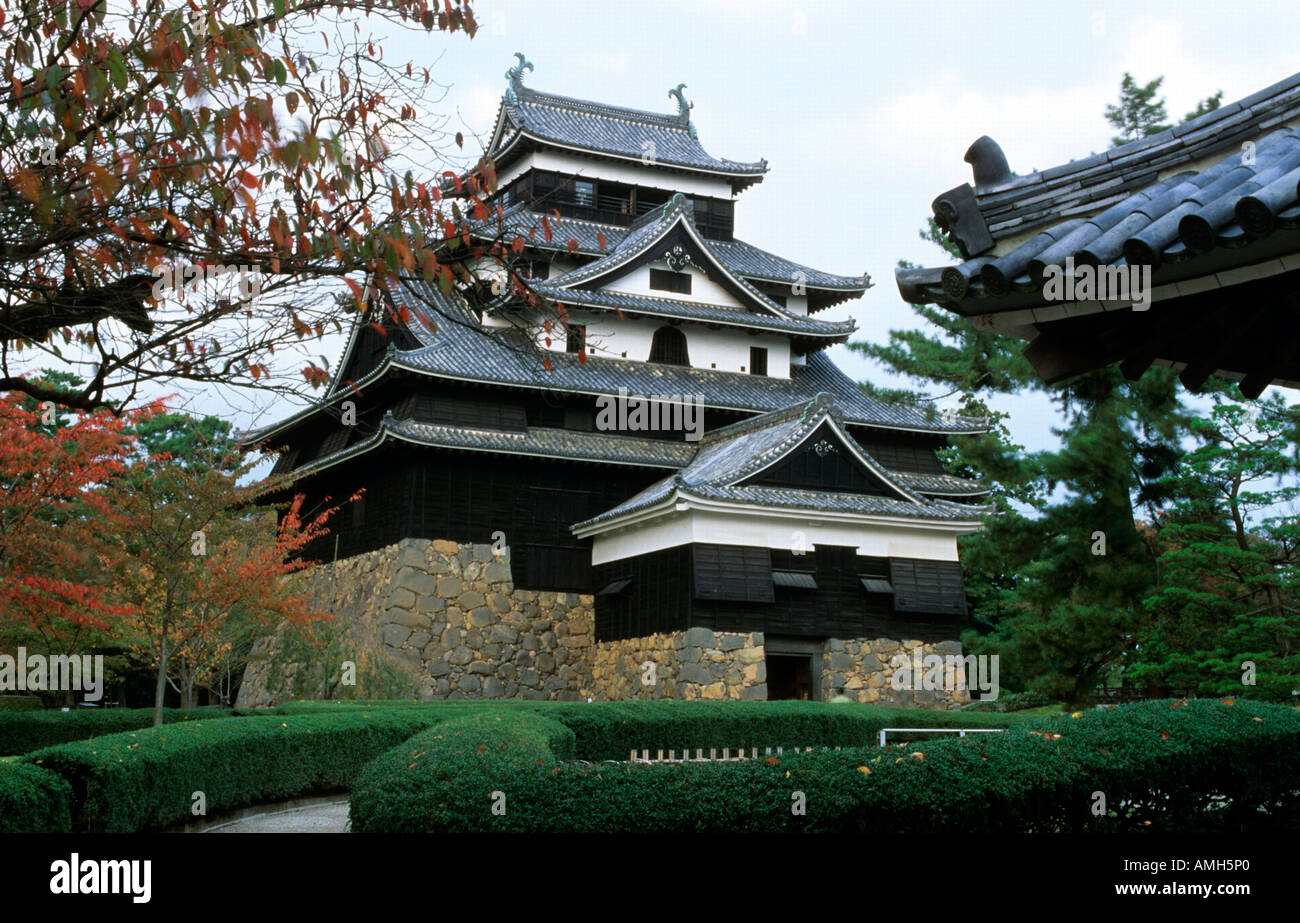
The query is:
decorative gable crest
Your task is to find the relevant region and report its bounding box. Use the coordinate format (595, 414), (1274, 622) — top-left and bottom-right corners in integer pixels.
(505, 52), (533, 105)
(669, 83), (697, 139)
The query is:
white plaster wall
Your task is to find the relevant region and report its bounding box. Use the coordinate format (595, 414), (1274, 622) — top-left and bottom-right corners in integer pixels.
(497, 149), (736, 200)
(589, 508), (968, 566)
(534, 308), (790, 377)
(614, 262), (738, 306)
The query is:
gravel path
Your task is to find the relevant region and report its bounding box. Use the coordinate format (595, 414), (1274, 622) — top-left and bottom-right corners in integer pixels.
(202, 799), (350, 833)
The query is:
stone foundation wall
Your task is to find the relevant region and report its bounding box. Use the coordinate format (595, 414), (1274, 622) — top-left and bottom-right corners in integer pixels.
(237, 538), (965, 710)
(237, 538), (594, 706)
(822, 638), (970, 709)
(589, 627), (766, 700)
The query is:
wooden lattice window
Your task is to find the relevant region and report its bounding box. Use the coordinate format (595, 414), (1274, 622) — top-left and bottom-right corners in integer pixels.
(648, 326), (690, 366)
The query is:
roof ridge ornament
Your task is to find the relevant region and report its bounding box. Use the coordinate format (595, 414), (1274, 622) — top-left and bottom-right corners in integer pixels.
(505, 52), (533, 105)
(669, 83), (697, 139)
(800, 391), (833, 422)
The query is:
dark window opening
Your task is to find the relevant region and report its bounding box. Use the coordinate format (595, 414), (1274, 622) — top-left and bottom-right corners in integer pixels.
(648, 326), (690, 366)
(692, 197), (735, 241)
(766, 654), (814, 701)
(566, 323), (586, 354)
(750, 346), (768, 376)
(649, 269), (692, 294)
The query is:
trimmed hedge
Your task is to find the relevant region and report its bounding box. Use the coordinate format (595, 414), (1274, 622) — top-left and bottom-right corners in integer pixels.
(0, 706), (230, 756)
(0, 695), (43, 712)
(537, 700), (1029, 760)
(28, 710), (447, 832)
(0, 760), (72, 833)
(350, 699), (1300, 832)
(349, 713), (575, 833)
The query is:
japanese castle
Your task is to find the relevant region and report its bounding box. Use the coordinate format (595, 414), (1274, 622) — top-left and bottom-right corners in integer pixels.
(239, 56), (991, 706)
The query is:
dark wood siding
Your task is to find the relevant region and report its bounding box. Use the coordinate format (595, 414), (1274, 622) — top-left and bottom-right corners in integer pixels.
(693, 544), (773, 602)
(593, 544), (693, 641)
(594, 543), (964, 643)
(293, 446), (661, 592)
(889, 558), (968, 615)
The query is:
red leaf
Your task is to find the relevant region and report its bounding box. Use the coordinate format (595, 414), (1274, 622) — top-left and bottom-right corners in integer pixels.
(565, 238), (578, 255)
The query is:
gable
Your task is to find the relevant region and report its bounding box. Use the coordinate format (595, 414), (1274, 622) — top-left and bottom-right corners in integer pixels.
(741, 421), (894, 495)
(571, 222), (780, 315)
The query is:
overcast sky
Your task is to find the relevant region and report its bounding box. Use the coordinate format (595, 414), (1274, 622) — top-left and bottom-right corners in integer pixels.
(159, 0), (1300, 459)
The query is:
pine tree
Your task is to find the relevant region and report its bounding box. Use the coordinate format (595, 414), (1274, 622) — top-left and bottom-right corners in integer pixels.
(853, 76), (1220, 703)
(1105, 73), (1171, 146)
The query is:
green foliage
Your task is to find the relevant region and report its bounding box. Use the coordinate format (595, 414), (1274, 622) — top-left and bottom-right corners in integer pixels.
(960, 691), (1053, 713)
(127, 411), (235, 472)
(1134, 394), (1300, 700)
(0, 760), (72, 832)
(350, 699), (1300, 832)
(1105, 73), (1171, 146)
(0, 706), (228, 756)
(28, 710), (445, 832)
(536, 700), (1026, 760)
(0, 695), (43, 711)
(349, 713), (575, 833)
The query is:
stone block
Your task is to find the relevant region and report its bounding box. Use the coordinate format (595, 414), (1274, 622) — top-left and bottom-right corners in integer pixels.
(436, 577), (462, 597)
(468, 607), (494, 627)
(739, 683), (768, 701)
(426, 660), (451, 677)
(459, 674), (481, 693)
(385, 587), (417, 611)
(682, 626), (715, 648)
(458, 590), (486, 611)
(405, 572), (440, 597)
(381, 624), (410, 647)
(718, 634), (744, 652)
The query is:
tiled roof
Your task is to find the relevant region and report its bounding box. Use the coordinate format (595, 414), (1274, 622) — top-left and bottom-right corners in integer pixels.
(530, 285), (856, 339)
(386, 282), (987, 434)
(898, 126), (1300, 308)
(573, 396), (989, 532)
(891, 471), (990, 497)
(933, 71), (1300, 253)
(527, 193), (855, 340)
(271, 397), (984, 503)
(490, 61), (767, 183)
(477, 202), (871, 296)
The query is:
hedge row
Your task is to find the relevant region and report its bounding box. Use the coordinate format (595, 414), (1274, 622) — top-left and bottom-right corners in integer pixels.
(0, 695), (43, 712)
(0, 706), (231, 756)
(27, 710), (447, 832)
(349, 714), (575, 833)
(349, 699), (1300, 832)
(0, 761), (72, 833)
(536, 700), (1030, 760)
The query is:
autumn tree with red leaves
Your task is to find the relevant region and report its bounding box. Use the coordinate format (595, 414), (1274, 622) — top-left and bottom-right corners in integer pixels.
(0, 381), (151, 657)
(0, 0), (576, 415)
(110, 423), (354, 724)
